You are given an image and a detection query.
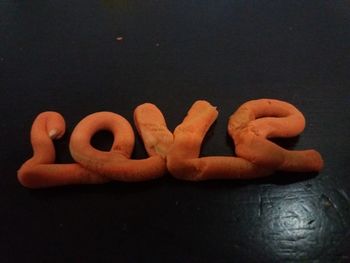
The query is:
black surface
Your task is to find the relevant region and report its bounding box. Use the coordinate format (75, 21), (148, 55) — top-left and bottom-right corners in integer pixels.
(1, 1), (350, 262)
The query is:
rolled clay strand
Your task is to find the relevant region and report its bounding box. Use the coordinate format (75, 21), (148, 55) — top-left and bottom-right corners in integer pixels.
(69, 111), (167, 182)
(228, 99), (324, 172)
(17, 112), (109, 188)
(133, 103), (174, 158)
(166, 100), (272, 181)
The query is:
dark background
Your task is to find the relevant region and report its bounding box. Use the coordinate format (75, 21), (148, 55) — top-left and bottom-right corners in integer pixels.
(1, 0), (350, 262)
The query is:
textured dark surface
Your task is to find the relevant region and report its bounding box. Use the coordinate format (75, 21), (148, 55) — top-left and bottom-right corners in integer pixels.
(1, 0), (350, 262)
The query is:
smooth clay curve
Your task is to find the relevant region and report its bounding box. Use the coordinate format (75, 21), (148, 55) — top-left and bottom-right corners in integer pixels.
(17, 112), (110, 188)
(228, 99), (324, 172)
(69, 109), (169, 182)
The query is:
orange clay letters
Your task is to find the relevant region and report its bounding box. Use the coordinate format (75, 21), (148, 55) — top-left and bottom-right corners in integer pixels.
(18, 99), (324, 188)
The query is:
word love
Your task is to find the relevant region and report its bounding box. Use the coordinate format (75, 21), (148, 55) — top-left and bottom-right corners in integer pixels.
(18, 99), (324, 188)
